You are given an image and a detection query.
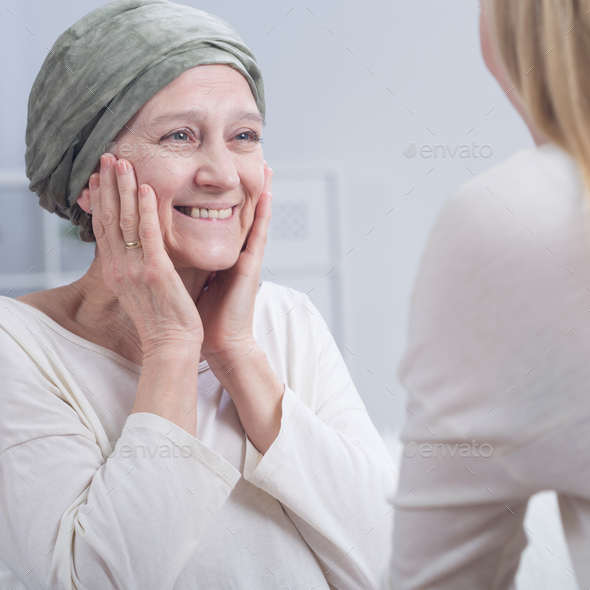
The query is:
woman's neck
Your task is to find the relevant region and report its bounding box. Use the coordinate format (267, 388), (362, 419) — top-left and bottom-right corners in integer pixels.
(58, 249), (209, 366)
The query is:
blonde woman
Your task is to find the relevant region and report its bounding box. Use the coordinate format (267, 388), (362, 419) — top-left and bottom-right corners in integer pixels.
(382, 0), (590, 588)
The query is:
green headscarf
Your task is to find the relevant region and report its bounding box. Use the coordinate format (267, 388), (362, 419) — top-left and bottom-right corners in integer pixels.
(25, 0), (265, 242)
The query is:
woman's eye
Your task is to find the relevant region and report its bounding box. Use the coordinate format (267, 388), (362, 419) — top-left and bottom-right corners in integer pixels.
(235, 131), (261, 142)
(169, 131), (189, 141)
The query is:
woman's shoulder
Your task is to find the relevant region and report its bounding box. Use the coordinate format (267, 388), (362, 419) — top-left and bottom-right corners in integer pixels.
(254, 281), (329, 352)
(0, 289), (74, 343)
(460, 142), (579, 187)
(410, 142), (590, 326)
(0, 291), (98, 376)
(11, 285), (77, 328)
(449, 142), (584, 222)
(0, 294), (64, 365)
(427, 143), (587, 257)
(255, 280), (311, 312)
(255, 281), (323, 330)
(0, 295), (94, 456)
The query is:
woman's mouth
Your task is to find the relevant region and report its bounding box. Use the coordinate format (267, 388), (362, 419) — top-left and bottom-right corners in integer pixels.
(174, 205), (235, 220)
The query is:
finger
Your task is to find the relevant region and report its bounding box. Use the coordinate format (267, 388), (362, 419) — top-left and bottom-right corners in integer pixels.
(115, 159), (140, 245)
(88, 171), (112, 264)
(243, 170), (273, 264)
(264, 165), (274, 198)
(137, 184), (166, 261)
(262, 162), (273, 196)
(99, 153), (125, 255)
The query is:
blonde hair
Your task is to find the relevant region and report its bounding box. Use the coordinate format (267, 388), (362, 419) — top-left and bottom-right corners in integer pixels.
(490, 0), (590, 191)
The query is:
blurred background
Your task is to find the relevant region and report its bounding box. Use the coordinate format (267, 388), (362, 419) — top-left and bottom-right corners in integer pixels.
(0, 1), (576, 588)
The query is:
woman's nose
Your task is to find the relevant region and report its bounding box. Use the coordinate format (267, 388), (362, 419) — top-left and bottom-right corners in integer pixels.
(193, 140), (240, 192)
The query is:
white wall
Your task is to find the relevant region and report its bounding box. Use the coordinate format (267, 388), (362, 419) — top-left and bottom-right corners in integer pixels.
(0, 0), (534, 436)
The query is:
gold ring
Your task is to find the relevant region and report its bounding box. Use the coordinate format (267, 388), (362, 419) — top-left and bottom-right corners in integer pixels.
(124, 240), (142, 250)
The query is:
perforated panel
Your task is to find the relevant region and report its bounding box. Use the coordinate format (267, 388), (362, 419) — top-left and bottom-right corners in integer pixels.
(260, 169), (343, 341)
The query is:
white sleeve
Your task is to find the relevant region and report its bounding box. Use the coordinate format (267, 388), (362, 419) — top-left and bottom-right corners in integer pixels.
(0, 327), (240, 590)
(244, 296), (397, 590)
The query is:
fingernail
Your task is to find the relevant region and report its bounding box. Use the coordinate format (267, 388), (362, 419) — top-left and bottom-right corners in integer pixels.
(101, 155), (111, 170)
(116, 160), (127, 175)
(89, 174), (99, 190)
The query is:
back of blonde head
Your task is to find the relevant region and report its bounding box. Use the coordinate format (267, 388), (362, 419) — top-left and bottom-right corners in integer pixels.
(490, 0), (590, 191)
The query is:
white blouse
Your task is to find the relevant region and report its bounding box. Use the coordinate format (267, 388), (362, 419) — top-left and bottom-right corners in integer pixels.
(0, 281), (396, 590)
(381, 142), (590, 589)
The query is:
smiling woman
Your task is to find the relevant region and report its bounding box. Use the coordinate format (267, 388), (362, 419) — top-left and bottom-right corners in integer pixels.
(0, 0), (396, 589)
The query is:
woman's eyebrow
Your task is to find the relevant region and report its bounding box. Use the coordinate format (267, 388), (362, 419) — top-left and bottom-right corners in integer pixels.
(149, 109), (265, 128)
(237, 110), (266, 127)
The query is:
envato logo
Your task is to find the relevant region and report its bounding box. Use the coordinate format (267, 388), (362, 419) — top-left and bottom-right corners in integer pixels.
(403, 440), (493, 459)
(102, 141), (196, 160)
(403, 141), (493, 159)
(101, 441), (194, 459)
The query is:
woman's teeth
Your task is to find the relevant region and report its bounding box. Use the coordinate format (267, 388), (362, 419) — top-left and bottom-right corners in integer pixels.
(177, 206), (233, 219)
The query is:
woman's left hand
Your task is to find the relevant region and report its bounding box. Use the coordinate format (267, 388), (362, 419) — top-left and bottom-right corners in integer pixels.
(196, 163), (273, 368)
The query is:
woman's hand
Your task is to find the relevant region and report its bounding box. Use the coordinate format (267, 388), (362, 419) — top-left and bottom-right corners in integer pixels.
(87, 152), (204, 359)
(196, 164), (273, 366)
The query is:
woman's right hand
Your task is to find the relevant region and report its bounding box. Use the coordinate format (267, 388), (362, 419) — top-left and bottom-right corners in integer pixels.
(87, 152), (204, 358)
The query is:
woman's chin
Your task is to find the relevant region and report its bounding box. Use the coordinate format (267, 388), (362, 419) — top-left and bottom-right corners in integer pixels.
(174, 250), (240, 272)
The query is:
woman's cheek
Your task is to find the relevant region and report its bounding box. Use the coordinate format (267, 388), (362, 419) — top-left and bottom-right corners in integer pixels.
(251, 161), (266, 201)
(245, 149), (265, 191)
(240, 199), (257, 235)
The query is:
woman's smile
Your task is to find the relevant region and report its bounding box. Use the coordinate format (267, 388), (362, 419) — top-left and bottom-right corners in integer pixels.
(173, 204), (237, 223)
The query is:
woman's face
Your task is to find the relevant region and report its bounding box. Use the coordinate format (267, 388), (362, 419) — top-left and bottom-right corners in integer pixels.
(83, 64), (265, 272)
(479, 0), (510, 93)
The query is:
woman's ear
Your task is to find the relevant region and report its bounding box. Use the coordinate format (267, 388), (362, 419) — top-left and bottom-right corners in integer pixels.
(76, 162), (101, 213)
(76, 186), (91, 213)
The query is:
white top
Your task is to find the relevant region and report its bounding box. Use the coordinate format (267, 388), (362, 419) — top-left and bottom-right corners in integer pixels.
(381, 142), (590, 589)
(0, 281), (396, 590)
